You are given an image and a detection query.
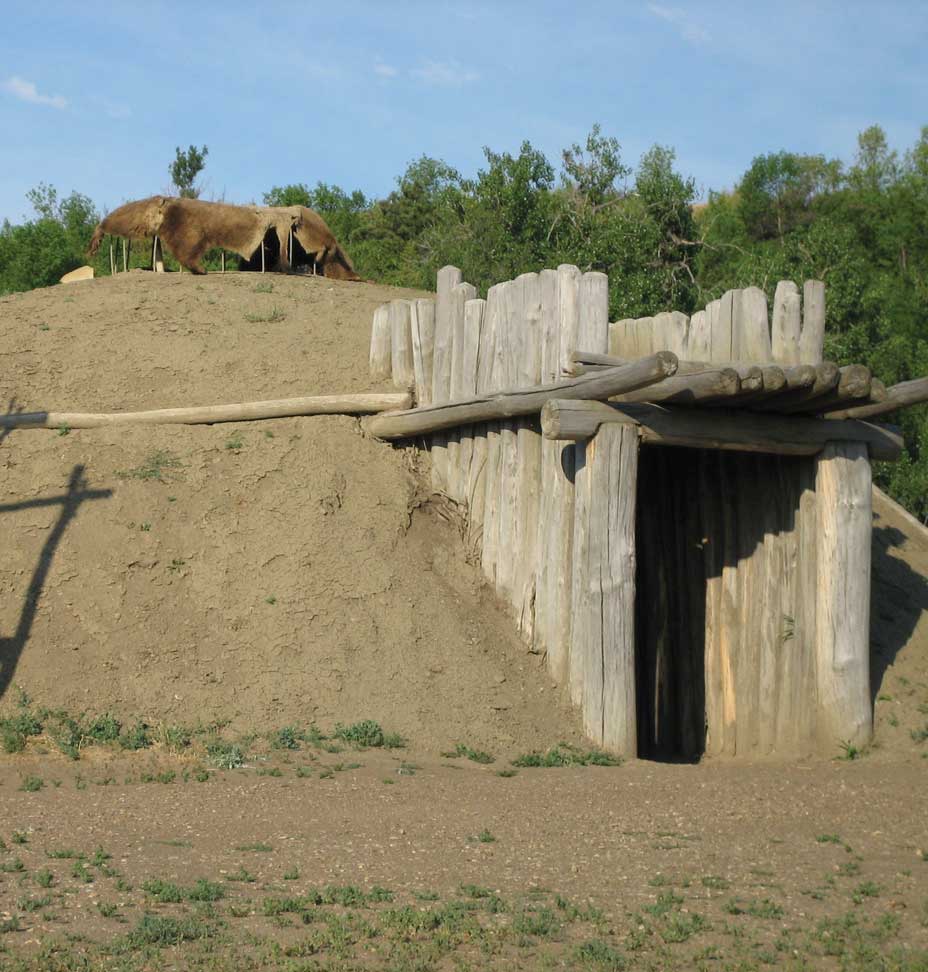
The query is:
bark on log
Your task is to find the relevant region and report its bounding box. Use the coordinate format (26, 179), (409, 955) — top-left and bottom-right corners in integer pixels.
(363, 353), (678, 440)
(4, 393), (414, 430)
(539, 399), (903, 461)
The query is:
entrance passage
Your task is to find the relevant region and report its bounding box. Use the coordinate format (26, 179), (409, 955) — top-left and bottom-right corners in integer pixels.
(635, 445), (707, 761)
(635, 446), (816, 761)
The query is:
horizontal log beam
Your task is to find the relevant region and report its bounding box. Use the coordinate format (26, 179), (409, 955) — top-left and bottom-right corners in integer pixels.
(571, 350), (810, 390)
(0, 393), (412, 430)
(778, 365), (872, 414)
(540, 399), (903, 461)
(363, 352), (678, 440)
(751, 362), (840, 411)
(822, 376), (928, 420)
(610, 367), (741, 405)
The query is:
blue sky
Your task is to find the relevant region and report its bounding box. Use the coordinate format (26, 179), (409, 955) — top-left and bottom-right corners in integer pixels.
(1, 1), (926, 223)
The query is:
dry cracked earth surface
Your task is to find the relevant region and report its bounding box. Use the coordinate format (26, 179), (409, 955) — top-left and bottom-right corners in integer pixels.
(0, 270), (925, 971)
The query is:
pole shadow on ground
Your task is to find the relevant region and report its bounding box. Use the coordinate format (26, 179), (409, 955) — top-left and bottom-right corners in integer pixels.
(0, 464), (112, 703)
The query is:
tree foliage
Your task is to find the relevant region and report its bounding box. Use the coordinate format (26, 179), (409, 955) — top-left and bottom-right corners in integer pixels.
(170, 145), (209, 198)
(2, 124), (927, 516)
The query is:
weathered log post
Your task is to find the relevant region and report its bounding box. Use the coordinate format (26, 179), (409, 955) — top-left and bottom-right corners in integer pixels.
(389, 299), (414, 390)
(447, 281), (478, 502)
(369, 304), (392, 383)
(570, 422), (639, 753)
(479, 283), (505, 584)
(814, 442), (872, 751)
(566, 270), (610, 704)
(410, 299), (436, 406)
(431, 266), (463, 493)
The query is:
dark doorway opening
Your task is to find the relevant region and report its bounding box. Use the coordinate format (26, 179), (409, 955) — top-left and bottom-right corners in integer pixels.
(239, 228), (281, 272)
(635, 445), (707, 762)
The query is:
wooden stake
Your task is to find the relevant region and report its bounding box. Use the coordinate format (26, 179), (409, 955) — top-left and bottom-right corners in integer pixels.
(109, 243), (115, 277)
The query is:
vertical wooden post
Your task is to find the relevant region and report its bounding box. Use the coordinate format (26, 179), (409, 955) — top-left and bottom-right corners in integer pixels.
(389, 299), (414, 389)
(109, 243), (115, 276)
(688, 310), (710, 361)
(479, 283), (504, 584)
(772, 281), (800, 364)
(814, 442), (872, 751)
(514, 272), (542, 642)
(369, 304), (392, 382)
(430, 266), (463, 494)
(410, 299), (436, 406)
(447, 282), (478, 502)
(570, 423), (639, 753)
(710, 291), (735, 363)
(461, 297), (486, 540)
(152, 236), (165, 273)
(800, 280), (826, 365)
(734, 287), (772, 361)
(122, 238), (127, 273)
(495, 276), (524, 600)
(221, 250), (226, 274)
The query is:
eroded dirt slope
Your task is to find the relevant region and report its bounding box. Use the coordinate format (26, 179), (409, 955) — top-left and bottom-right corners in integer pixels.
(0, 271), (582, 750)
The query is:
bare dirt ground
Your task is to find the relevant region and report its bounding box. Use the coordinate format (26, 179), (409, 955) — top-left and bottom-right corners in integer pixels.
(0, 271), (926, 971)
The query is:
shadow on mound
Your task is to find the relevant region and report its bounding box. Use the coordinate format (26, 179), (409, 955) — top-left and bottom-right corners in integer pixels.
(0, 466), (112, 703)
(870, 522), (928, 703)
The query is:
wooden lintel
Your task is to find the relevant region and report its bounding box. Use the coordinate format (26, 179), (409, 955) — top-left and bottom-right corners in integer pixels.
(539, 399), (903, 461)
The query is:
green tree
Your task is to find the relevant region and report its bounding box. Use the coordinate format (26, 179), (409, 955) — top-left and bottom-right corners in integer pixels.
(169, 145), (209, 198)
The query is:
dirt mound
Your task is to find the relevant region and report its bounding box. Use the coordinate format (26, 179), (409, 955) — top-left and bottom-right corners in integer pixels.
(1, 272), (926, 760)
(0, 272), (582, 751)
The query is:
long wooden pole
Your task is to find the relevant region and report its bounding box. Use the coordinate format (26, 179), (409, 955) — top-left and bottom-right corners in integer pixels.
(822, 376), (928, 420)
(539, 399), (903, 461)
(363, 353), (678, 441)
(0, 393), (412, 431)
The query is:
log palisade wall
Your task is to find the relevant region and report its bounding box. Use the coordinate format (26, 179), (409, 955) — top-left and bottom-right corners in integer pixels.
(369, 268), (873, 759)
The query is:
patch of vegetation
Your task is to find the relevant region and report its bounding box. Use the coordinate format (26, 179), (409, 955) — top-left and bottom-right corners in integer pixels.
(117, 450), (182, 482)
(205, 739), (246, 770)
(125, 913), (216, 948)
(243, 306), (286, 323)
(334, 720), (404, 749)
(442, 742), (495, 764)
(512, 744), (622, 768)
